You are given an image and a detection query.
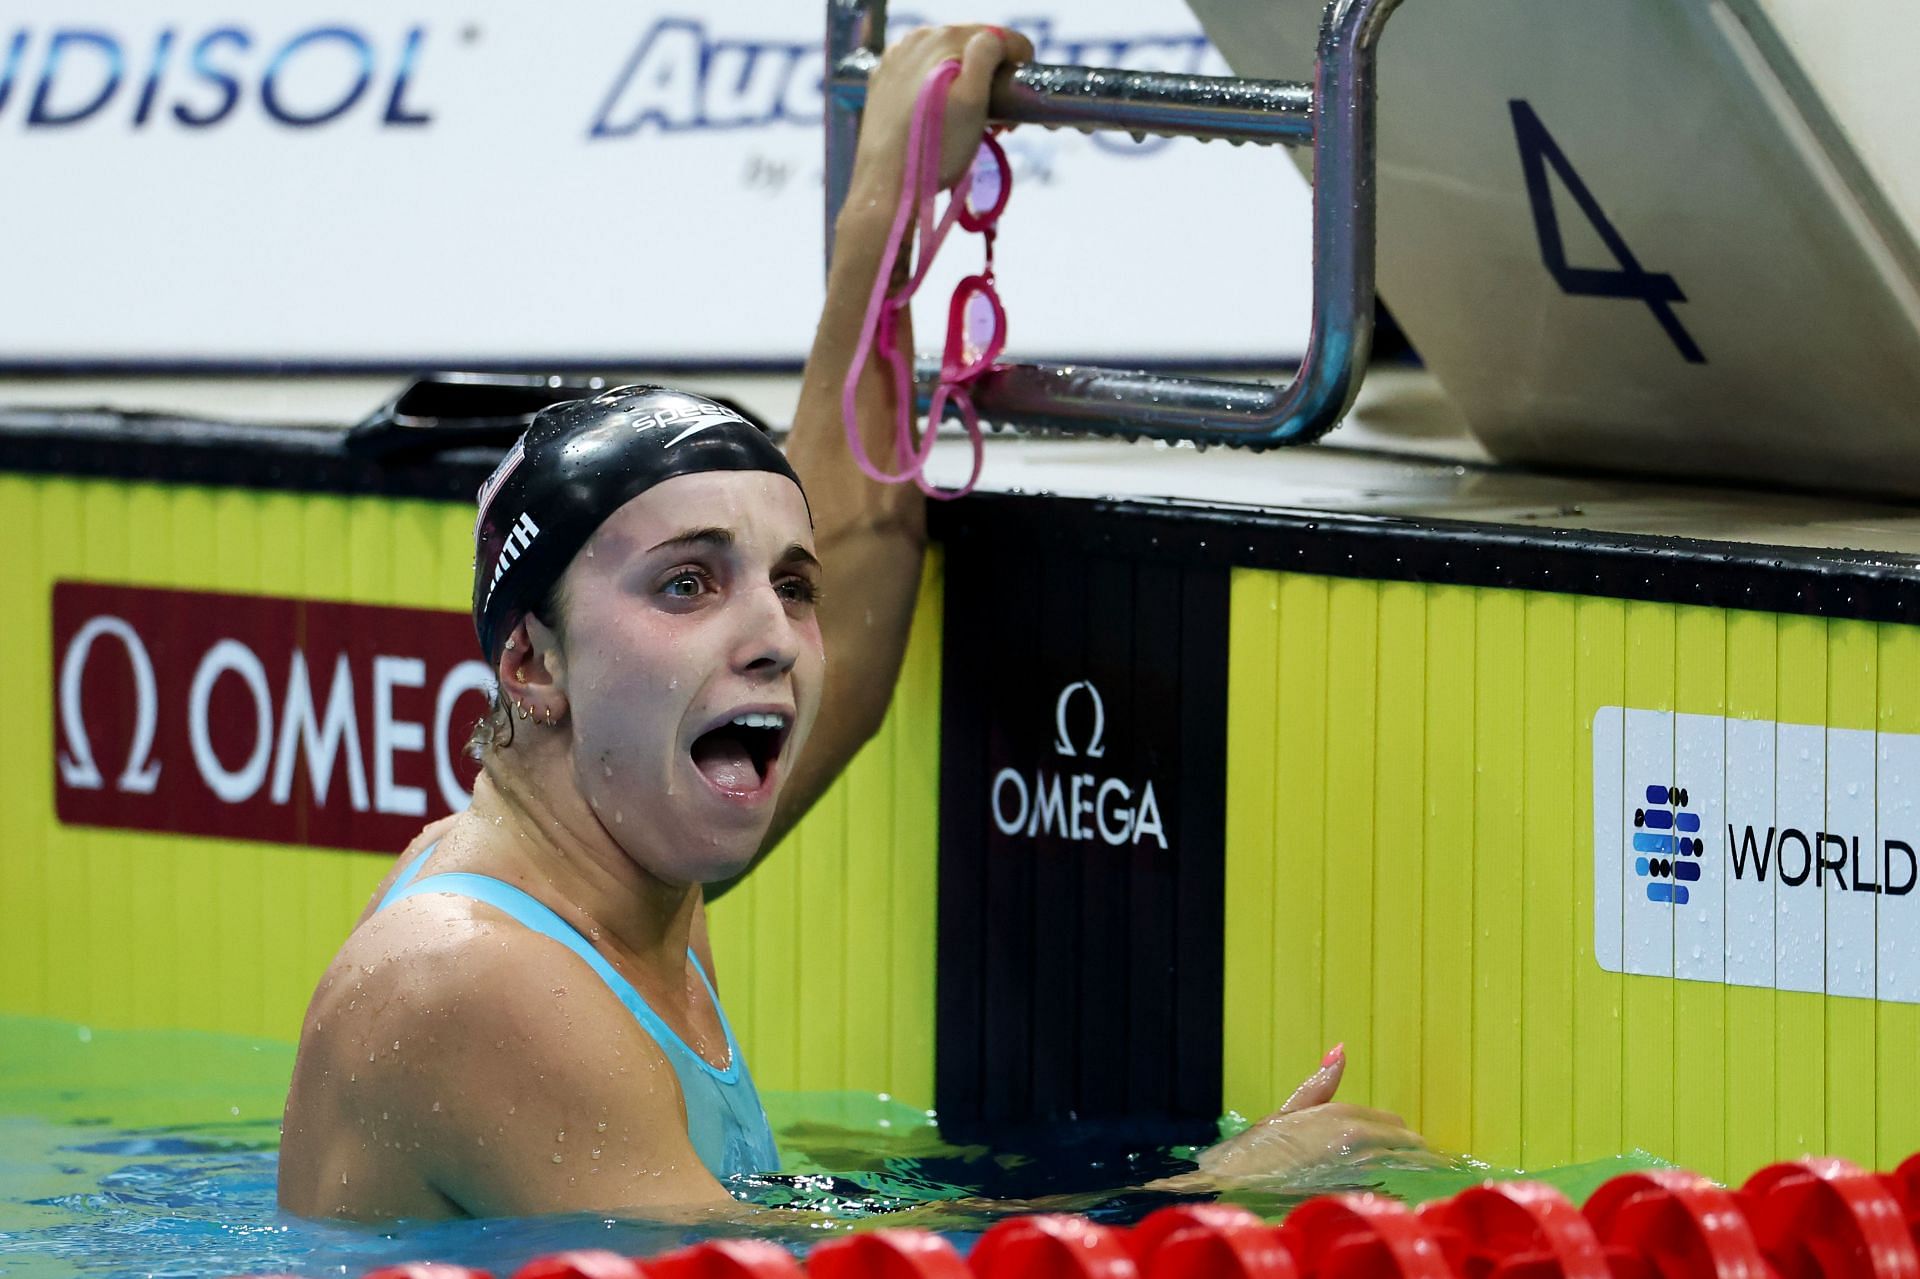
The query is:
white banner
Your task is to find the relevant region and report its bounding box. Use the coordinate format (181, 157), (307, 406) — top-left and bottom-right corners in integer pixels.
(1594, 707), (1920, 1002)
(0, 2), (1311, 366)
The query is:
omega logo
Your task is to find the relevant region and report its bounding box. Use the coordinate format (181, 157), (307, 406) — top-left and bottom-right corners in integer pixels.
(991, 678), (1167, 849)
(57, 614), (162, 794)
(1053, 679), (1106, 759)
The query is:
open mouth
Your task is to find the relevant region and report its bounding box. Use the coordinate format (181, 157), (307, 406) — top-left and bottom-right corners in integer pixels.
(689, 711), (790, 797)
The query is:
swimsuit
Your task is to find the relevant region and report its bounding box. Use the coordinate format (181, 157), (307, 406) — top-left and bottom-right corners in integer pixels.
(376, 845), (779, 1182)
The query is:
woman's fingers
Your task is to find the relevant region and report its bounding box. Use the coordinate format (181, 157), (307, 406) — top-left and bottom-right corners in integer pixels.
(1278, 1042), (1346, 1114)
(939, 26), (1031, 187)
(853, 24), (1026, 194)
(1199, 1102), (1428, 1181)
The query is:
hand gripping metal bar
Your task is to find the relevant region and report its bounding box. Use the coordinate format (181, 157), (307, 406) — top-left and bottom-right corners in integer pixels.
(825, 0), (1402, 450)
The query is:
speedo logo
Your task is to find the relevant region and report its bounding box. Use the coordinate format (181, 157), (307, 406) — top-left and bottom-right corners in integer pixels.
(483, 511), (541, 608)
(630, 403), (748, 447)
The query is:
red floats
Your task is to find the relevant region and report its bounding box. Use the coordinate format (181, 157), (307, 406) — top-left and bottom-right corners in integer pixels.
(810, 1232), (971, 1279)
(1584, 1169), (1770, 1279)
(645, 1241), (807, 1279)
(968, 1215), (1138, 1279)
(1740, 1159), (1920, 1279)
(1882, 1155), (1920, 1250)
(1276, 1193), (1453, 1279)
(1420, 1180), (1610, 1279)
(310, 1148), (1920, 1279)
(1126, 1203), (1297, 1279)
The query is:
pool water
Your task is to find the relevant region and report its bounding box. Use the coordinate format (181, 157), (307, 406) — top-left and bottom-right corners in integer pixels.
(0, 1016), (1666, 1279)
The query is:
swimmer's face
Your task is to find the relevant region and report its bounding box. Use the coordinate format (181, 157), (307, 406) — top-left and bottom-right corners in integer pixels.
(547, 470), (823, 884)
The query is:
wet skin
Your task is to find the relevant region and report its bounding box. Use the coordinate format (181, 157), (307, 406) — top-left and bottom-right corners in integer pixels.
(277, 472), (823, 1220)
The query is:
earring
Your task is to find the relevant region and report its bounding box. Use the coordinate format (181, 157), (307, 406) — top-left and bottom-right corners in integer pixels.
(516, 699), (531, 720)
(516, 666), (529, 683)
(544, 705), (557, 727)
(504, 638), (516, 652)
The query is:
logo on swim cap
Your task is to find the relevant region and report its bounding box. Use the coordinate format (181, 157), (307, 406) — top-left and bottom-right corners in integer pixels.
(482, 511), (542, 613)
(629, 403), (753, 448)
(474, 438), (527, 542)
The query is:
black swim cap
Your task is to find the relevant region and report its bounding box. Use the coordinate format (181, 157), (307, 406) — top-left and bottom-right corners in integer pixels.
(472, 385), (804, 664)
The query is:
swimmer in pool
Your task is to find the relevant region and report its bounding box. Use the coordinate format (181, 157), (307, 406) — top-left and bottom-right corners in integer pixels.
(278, 25), (1422, 1221)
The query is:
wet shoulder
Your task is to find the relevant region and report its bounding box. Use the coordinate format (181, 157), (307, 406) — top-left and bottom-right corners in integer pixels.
(290, 893), (712, 1216)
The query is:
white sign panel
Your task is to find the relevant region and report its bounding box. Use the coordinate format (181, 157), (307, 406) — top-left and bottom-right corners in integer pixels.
(1189, 0), (1920, 496)
(0, 2), (1311, 366)
(1593, 707), (1920, 1000)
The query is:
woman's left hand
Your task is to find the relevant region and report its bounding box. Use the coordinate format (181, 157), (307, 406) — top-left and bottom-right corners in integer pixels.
(1184, 1045), (1430, 1185)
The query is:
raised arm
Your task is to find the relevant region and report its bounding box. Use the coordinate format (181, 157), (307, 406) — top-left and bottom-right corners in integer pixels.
(732, 25), (1032, 876)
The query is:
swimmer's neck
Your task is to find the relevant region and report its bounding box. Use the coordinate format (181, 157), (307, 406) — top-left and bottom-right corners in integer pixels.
(455, 767), (706, 976)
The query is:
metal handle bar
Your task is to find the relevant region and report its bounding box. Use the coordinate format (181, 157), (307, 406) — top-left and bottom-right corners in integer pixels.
(824, 0), (1402, 450)
(829, 50), (1314, 147)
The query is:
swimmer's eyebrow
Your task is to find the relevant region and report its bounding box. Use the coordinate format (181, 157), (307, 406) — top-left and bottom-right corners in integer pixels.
(648, 527), (733, 554)
(778, 543), (822, 572)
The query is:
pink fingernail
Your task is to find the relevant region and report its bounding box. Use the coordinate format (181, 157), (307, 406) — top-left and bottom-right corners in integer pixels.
(1321, 1042), (1345, 1068)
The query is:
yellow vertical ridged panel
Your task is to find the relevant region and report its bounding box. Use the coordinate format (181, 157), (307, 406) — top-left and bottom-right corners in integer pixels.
(1826, 620), (1877, 1164)
(1372, 582), (1426, 1132)
(1571, 596), (1626, 1163)
(1421, 586), (1476, 1155)
(1878, 624), (1920, 1169)
(124, 483), (179, 1032)
(839, 703), (893, 1094)
(298, 495), (362, 1029)
(1323, 579), (1379, 1103)
(1724, 610), (1779, 1179)
(706, 552), (944, 1106)
(1673, 606), (1727, 1176)
(1472, 591), (1525, 1160)
(1776, 615), (1828, 1157)
(40, 480), (89, 1026)
(800, 764), (852, 1093)
(740, 799), (800, 1085)
(1275, 573), (1332, 1095)
(3, 476), (48, 1016)
(1225, 569), (1920, 1177)
(1222, 571), (1282, 1117)
(211, 486), (266, 1036)
(1220, 570), (1333, 1112)
(1521, 593), (1576, 1169)
(885, 562), (943, 1100)
(257, 491), (309, 1042)
(81, 482), (135, 1031)
(168, 483), (224, 1035)
(1621, 601), (1677, 1159)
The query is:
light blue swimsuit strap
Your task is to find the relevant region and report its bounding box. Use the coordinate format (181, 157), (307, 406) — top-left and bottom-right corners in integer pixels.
(374, 845), (743, 1083)
(376, 842), (437, 911)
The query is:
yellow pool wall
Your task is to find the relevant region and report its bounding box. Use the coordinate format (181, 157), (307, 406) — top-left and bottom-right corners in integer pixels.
(9, 468), (1920, 1183)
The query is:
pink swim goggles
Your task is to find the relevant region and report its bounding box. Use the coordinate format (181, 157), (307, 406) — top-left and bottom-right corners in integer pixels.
(842, 59), (1010, 500)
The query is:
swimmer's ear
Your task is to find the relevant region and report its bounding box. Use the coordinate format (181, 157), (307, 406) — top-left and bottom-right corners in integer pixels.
(500, 617), (570, 726)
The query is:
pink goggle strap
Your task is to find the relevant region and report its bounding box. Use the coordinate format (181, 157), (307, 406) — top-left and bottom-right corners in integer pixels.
(841, 60), (984, 497)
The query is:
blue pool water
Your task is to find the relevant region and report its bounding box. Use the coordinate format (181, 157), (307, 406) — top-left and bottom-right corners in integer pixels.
(0, 1016), (1663, 1279)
